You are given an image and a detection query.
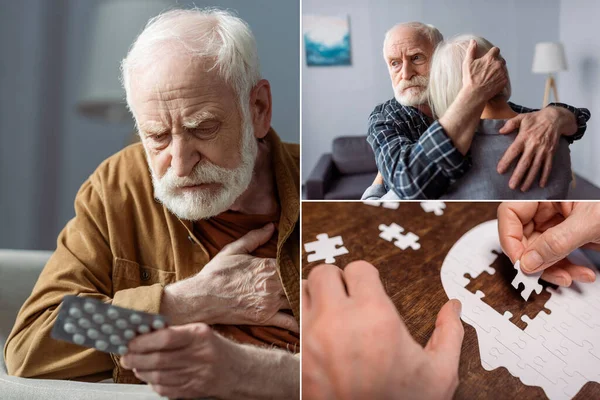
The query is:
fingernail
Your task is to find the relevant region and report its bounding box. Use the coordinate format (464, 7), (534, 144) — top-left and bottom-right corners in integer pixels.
(509, 180), (516, 189)
(453, 299), (462, 316)
(522, 251), (543, 272)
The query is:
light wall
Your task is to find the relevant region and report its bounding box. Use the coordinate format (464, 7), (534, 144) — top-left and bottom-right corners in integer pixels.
(559, 0), (600, 187)
(302, 0), (561, 182)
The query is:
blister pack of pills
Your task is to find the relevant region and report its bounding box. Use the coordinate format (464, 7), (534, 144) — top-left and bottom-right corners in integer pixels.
(51, 295), (168, 355)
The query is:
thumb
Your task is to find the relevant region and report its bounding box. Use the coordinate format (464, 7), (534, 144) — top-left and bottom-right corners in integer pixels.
(425, 299), (464, 369)
(521, 213), (590, 273)
(220, 223), (275, 256)
(499, 114), (523, 134)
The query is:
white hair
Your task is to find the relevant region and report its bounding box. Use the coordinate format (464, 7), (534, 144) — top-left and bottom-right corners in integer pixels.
(383, 22), (444, 54)
(121, 8), (261, 114)
(428, 34), (510, 118)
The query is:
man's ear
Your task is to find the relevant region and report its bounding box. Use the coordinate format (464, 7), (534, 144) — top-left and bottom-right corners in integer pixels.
(249, 79), (272, 139)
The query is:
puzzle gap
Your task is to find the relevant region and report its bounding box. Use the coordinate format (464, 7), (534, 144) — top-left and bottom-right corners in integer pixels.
(464, 251), (556, 331)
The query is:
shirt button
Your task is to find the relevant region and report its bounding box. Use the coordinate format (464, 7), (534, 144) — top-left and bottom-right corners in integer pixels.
(140, 269), (150, 281)
(187, 235), (195, 244)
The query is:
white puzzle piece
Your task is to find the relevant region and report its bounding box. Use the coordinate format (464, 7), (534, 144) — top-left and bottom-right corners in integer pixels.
(512, 260), (543, 301)
(420, 201), (446, 216)
(378, 223), (420, 250)
(304, 233), (349, 264)
(440, 219), (600, 400)
(363, 201), (400, 209)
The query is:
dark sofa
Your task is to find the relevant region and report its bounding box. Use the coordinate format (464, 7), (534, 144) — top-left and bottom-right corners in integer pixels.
(305, 136), (377, 200)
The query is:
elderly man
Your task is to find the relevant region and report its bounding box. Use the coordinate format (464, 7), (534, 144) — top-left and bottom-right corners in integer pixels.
(5, 8), (299, 400)
(368, 22), (590, 199)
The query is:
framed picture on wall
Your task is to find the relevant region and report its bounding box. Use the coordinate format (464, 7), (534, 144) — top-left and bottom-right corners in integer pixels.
(303, 15), (352, 66)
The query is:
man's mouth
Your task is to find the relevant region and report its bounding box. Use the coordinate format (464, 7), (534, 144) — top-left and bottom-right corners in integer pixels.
(179, 183), (219, 191)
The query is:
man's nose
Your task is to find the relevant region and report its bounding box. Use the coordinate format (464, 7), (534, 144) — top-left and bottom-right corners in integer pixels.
(400, 62), (415, 81)
(170, 137), (200, 177)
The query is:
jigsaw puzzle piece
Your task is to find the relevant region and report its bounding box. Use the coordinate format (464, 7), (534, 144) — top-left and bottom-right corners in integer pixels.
(378, 223), (403, 242)
(511, 260), (543, 301)
(304, 233), (349, 264)
(393, 232), (420, 250)
(420, 201), (446, 216)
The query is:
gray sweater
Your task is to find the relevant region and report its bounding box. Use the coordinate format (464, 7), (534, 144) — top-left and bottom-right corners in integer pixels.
(362, 119), (572, 200)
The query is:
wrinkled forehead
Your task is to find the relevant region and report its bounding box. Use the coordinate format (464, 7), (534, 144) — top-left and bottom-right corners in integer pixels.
(128, 54), (237, 113)
(384, 27), (433, 59)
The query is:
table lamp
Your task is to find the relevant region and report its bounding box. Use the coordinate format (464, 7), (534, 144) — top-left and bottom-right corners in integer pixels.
(532, 42), (567, 108)
(76, 0), (171, 123)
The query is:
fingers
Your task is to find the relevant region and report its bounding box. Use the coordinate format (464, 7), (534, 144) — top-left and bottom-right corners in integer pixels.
(343, 260), (387, 300)
(128, 323), (208, 353)
(541, 259), (596, 286)
(133, 370), (188, 386)
(220, 223), (275, 255)
(425, 299), (464, 369)
(306, 264), (347, 309)
(464, 39), (477, 64)
(520, 150), (544, 192)
(497, 202), (540, 264)
(509, 145), (535, 190)
(485, 46), (500, 59)
(498, 115), (522, 135)
(521, 212), (592, 273)
(265, 311), (300, 333)
(121, 348), (191, 371)
(302, 279), (310, 315)
(497, 138), (524, 174)
(539, 155), (553, 188)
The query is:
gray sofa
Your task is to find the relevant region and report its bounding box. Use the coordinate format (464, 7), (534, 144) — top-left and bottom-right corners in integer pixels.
(0, 249), (164, 399)
(304, 135), (600, 200)
(305, 136), (377, 200)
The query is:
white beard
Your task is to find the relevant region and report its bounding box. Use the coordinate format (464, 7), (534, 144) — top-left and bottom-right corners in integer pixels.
(393, 75), (429, 107)
(148, 110), (258, 221)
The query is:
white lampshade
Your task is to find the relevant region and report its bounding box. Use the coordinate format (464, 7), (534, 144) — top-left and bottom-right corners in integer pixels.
(532, 42), (568, 74)
(77, 0), (172, 122)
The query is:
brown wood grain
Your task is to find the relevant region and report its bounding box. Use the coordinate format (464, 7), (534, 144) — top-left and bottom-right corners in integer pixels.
(301, 201), (600, 400)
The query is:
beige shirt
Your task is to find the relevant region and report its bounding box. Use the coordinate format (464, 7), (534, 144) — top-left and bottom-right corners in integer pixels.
(4, 129), (300, 383)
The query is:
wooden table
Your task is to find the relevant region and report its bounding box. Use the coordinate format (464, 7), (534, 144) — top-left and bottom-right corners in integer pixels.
(302, 202), (600, 399)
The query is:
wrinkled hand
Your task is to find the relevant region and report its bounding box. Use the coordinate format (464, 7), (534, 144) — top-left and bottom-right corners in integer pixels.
(462, 40), (508, 103)
(498, 202), (599, 286)
(497, 107), (564, 191)
(121, 323), (236, 399)
(303, 261), (464, 400)
(163, 223), (298, 332)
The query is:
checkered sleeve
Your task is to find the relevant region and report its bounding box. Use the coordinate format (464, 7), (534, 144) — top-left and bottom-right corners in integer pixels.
(509, 101), (590, 143)
(367, 105), (471, 199)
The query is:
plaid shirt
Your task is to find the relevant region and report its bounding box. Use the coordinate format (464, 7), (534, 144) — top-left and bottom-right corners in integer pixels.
(367, 99), (590, 199)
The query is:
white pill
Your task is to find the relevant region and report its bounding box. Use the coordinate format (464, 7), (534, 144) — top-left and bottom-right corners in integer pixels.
(129, 314), (142, 324)
(109, 335), (122, 345)
(115, 319), (128, 329)
(83, 302), (96, 313)
(73, 334), (85, 345)
(101, 324), (113, 334)
(137, 325), (150, 334)
(123, 329), (135, 339)
(152, 319), (165, 330)
(118, 346), (128, 355)
(78, 318), (91, 329)
(107, 308), (119, 319)
(87, 329), (99, 340)
(92, 313), (105, 324)
(69, 307), (82, 319)
(95, 340), (108, 351)
(63, 322), (76, 334)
